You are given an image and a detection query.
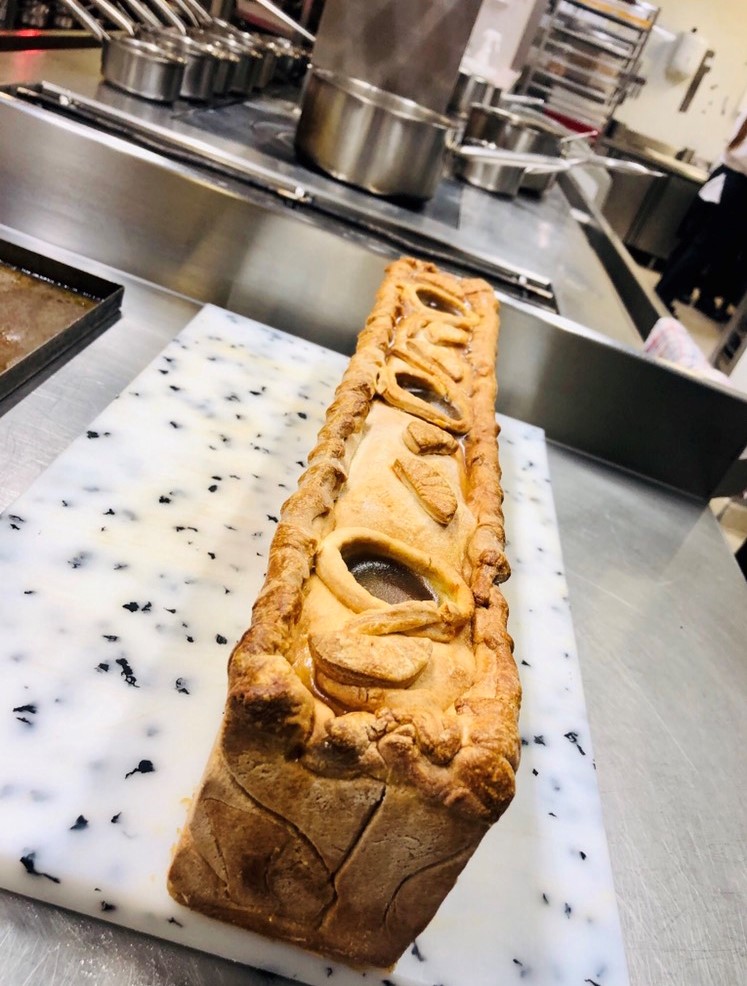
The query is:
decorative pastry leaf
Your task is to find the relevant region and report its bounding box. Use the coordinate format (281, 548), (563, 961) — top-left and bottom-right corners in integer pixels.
(392, 456), (458, 526)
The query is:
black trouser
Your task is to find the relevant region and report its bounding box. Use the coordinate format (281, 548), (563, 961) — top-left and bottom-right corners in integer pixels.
(655, 166), (747, 308)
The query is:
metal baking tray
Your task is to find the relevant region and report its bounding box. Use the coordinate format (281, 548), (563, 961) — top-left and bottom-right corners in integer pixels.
(0, 239), (123, 412)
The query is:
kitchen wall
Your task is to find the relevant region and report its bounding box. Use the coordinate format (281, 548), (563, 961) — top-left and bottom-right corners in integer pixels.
(614, 0), (747, 167)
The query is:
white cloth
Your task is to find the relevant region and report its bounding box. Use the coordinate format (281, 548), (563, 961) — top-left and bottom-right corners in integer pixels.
(698, 171), (726, 203)
(645, 318), (731, 386)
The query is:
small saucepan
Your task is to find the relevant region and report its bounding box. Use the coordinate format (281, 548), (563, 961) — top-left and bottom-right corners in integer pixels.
(171, 0), (312, 89)
(92, 0), (239, 102)
(164, 0), (267, 94)
(129, 0), (249, 97)
(58, 0), (186, 103)
(457, 103), (579, 195)
(295, 69), (454, 201)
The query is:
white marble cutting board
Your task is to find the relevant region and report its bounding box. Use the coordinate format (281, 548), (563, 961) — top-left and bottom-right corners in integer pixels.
(0, 305), (629, 986)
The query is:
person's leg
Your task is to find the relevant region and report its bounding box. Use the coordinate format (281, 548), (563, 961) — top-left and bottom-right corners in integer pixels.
(655, 198), (716, 309)
(655, 223), (718, 309)
(656, 171), (747, 309)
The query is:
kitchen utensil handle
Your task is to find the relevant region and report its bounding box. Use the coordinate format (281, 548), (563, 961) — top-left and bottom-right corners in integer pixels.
(592, 156), (664, 177)
(253, 0), (315, 42)
(118, 0), (162, 30)
(168, 0), (202, 28)
(139, 0), (189, 34)
(86, 0), (137, 35)
(457, 144), (570, 172)
(55, 0), (110, 41)
(172, 0), (213, 27)
(501, 94), (545, 107)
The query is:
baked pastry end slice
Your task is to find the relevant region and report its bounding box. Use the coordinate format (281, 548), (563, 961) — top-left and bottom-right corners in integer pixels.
(168, 257), (521, 968)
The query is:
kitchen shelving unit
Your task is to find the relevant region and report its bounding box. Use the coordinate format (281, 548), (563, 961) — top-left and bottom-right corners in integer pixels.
(518, 0), (659, 131)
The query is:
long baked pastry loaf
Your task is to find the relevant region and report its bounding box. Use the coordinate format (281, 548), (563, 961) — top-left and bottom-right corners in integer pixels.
(167, 257), (521, 968)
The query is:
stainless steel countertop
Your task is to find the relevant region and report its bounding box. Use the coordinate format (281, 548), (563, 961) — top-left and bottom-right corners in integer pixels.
(0, 46), (746, 986)
(0, 47), (643, 350)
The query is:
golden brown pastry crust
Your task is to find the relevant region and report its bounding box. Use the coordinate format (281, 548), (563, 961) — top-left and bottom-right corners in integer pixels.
(168, 257), (521, 968)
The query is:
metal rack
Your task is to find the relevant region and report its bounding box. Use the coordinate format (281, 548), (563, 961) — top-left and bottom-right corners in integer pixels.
(519, 0), (659, 131)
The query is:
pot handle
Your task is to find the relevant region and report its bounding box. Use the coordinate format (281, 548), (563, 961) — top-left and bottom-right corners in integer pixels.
(118, 0), (163, 30)
(457, 144), (664, 178)
(253, 0), (316, 43)
(86, 0), (138, 35)
(55, 0), (111, 41)
(138, 0), (189, 34)
(457, 143), (570, 174)
(168, 0), (205, 29)
(588, 155), (664, 177)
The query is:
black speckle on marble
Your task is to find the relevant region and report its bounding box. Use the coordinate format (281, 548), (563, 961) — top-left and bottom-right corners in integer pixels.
(297, 411), (307, 419)
(111, 812), (121, 823)
(175, 677), (190, 695)
(96, 662), (109, 673)
(216, 634), (228, 645)
(520, 659), (531, 667)
(68, 551), (90, 570)
(564, 731), (586, 756)
(23, 589), (36, 595)
(207, 552), (216, 560)
(548, 811), (557, 818)
(168, 916), (184, 927)
(208, 484), (219, 493)
(533, 735), (546, 746)
(20, 852), (60, 883)
(103, 634), (119, 642)
(159, 495), (172, 504)
(125, 759), (155, 779)
(100, 901), (116, 912)
(267, 514), (278, 523)
(579, 850), (587, 860)
(520, 737), (528, 747)
(113, 563), (129, 571)
(13, 703), (37, 725)
(186, 636), (194, 643)
(532, 768), (539, 776)
(564, 902), (572, 917)
(123, 601), (140, 612)
(411, 941), (425, 962)
(324, 969), (332, 978)
(115, 658), (139, 687)
(70, 815), (89, 831)
(584, 980), (602, 986)
(169, 421), (181, 429)
(542, 892), (549, 904)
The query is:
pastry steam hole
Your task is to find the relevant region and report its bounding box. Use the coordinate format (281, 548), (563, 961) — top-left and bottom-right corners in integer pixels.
(345, 552), (436, 605)
(415, 287), (465, 318)
(396, 372), (460, 421)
